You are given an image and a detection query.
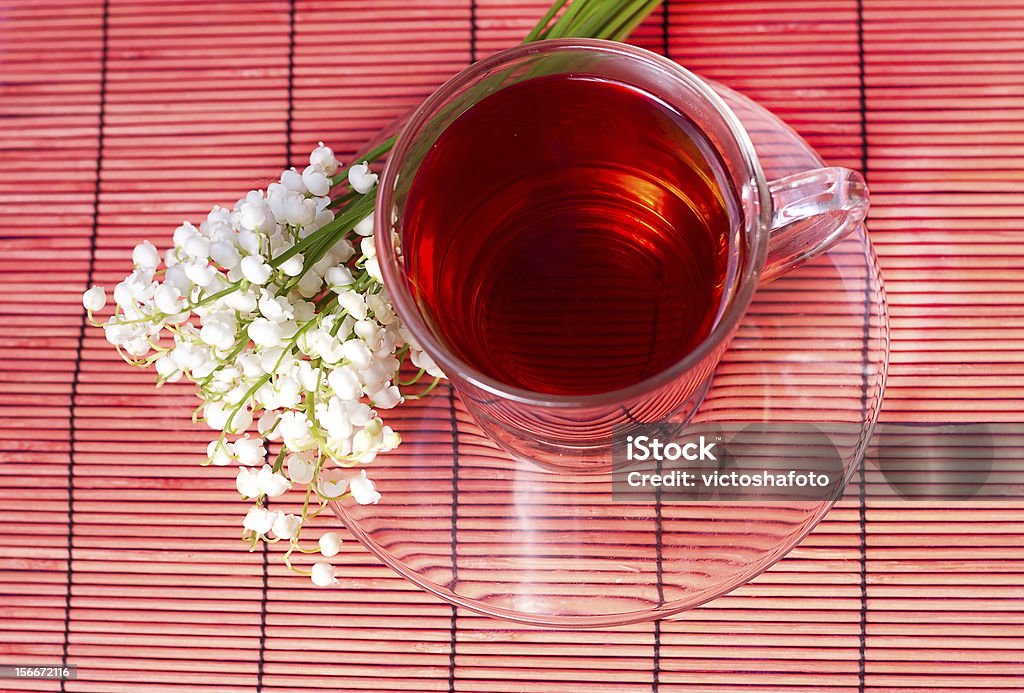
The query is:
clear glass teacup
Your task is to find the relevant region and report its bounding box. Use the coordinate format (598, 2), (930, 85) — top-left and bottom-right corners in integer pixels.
(374, 39), (868, 470)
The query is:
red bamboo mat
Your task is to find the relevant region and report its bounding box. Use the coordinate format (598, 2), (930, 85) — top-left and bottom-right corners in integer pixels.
(1, 1), (1022, 691)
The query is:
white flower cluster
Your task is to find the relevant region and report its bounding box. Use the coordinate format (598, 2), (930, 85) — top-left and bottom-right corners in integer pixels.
(83, 142), (443, 586)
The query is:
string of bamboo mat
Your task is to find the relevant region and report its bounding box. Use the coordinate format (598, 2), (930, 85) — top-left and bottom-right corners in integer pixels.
(0, 0), (1021, 691)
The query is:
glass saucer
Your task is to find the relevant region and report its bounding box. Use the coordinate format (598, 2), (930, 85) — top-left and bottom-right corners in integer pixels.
(329, 81), (889, 628)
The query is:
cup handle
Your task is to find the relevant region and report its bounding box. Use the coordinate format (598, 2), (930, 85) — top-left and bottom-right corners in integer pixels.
(761, 167), (869, 284)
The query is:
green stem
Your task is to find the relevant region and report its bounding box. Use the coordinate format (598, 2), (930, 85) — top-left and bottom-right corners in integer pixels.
(523, 0), (568, 42)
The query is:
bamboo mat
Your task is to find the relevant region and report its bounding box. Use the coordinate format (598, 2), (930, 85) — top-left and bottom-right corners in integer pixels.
(0, 0), (1022, 691)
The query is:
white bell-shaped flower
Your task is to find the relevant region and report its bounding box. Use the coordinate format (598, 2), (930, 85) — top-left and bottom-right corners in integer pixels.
(207, 440), (235, 466)
(318, 532), (343, 557)
(82, 286), (106, 312)
(325, 265), (354, 291)
(302, 165), (331, 197)
(234, 436), (266, 466)
(256, 464), (291, 498)
(182, 234), (210, 260)
(327, 365), (361, 400)
(353, 212), (374, 237)
(278, 410), (314, 450)
(365, 292), (395, 325)
(243, 505), (277, 535)
(133, 240), (160, 270)
(272, 513), (301, 540)
(341, 338), (372, 370)
(368, 384), (402, 410)
(349, 470), (382, 505)
(309, 142), (339, 175)
(236, 466), (262, 498)
(279, 254), (304, 277)
(248, 318), (283, 348)
(240, 255), (273, 285)
(153, 284), (181, 314)
(348, 161), (378, 194)
(311, 561), (337, 587)
(209, 240), (241, 269)
(296, 270), (323, 298)
(287, 450), (315, 484)
(364, 257), (383, 283)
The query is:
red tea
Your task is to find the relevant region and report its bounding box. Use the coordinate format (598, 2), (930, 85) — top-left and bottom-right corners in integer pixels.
(403, 74), (735, 396)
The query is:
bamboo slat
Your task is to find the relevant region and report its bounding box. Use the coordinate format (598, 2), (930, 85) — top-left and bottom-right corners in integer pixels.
(0, 1), (1021, 692)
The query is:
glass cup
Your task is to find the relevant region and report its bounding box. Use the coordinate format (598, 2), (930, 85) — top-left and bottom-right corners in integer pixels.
(375, 39), (868, 470)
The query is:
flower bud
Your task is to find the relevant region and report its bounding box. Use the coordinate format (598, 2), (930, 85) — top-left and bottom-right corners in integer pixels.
(381, 426), (401, 451)
(353, 212), (374, 237)
(82, 286), (106, 312)
(318, 532), (343, 557)
(132, 240), (160, 269)
(311, 561), (337, 587)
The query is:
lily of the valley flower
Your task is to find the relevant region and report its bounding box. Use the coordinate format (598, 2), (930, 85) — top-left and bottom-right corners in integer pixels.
(243, 505), (276, 535)
(82, 286), (106, 312)
(311, 561), (337, 587)
(347, 161), (378, 194)
(84, 123), (441, 589)
(349, 470), (382, 505)
(272, 513), (302, 540)
(318, 532), (343, 557)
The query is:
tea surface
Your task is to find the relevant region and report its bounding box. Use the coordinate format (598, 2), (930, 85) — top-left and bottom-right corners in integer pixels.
(404, 74), (734, 396)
